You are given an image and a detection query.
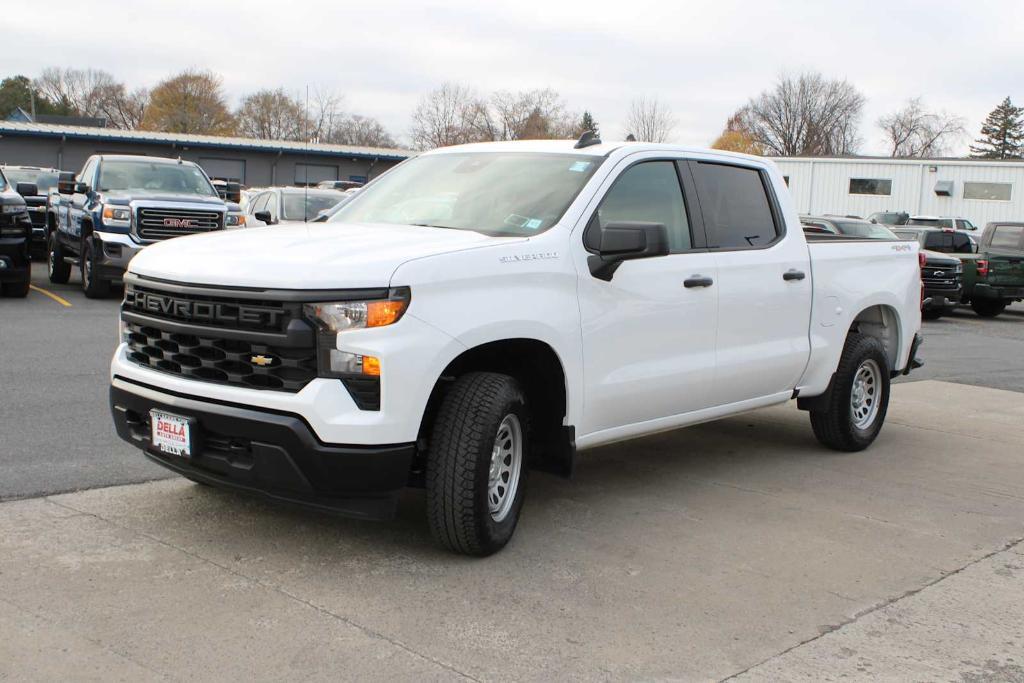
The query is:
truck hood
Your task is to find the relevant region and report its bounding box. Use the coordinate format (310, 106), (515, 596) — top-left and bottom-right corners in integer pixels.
(101, 191), (226, 207)
(128, 222), (521, 289)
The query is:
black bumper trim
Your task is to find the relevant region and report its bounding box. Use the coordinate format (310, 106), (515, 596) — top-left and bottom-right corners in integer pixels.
(110, 379), (415, 520)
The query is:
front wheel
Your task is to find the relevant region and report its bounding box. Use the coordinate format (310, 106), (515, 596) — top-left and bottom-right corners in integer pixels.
(1, 275), (30, 298)
(809, 333), (891, 452)
(81, 239), (110, 299)
(48, 232), (71, 284)
(426, 372), (529, 556)
(970, 299), (1006, 318)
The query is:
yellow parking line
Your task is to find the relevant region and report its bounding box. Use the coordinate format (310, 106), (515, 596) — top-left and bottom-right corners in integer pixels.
(29, 285), (73, 308)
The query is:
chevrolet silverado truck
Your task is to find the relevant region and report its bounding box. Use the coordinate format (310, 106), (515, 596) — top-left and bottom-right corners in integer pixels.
(0, 169), (34, 297)
(109, 138), (924, 555)
(47, 155), (244, 298)
(0, 165), (59, 258)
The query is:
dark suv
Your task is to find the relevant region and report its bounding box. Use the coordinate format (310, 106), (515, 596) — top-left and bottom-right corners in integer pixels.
(0, 165), (59, 258)
(0, 168), (34, 297)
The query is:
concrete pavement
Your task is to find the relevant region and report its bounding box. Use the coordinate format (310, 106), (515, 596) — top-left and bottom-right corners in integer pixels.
(2, 380), (1023, 681)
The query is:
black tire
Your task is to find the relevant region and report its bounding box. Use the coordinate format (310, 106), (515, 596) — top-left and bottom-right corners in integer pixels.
(1, 275), (30, 298)
(47, 232), (71, 284)
(921, 308), (943, 320)
(970, 298), (1006, 318)
(809, 333), (891, 452)
(426, 371), (529, 556)
(81, 238), (110, 299)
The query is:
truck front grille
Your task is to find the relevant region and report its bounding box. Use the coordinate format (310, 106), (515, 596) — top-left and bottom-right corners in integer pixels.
(125, 322), (317, 392)
(122, 282), (317, 393)
(922, 262), (962, 291)
(137, 207), (222, 241)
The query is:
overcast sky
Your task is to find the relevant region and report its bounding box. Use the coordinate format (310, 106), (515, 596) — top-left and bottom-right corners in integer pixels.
(7, 0), (1023, 153)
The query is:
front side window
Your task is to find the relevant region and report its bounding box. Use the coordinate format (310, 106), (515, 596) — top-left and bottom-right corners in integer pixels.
(330, 152), (603, 237)
(97, 160), (217, 196)
(849, 178), (892, 196)
(964, 182), (1011, 201)
(596, 161), (691, 252)
(990, 225), (1024, 250)
(692, 162), (778, 249)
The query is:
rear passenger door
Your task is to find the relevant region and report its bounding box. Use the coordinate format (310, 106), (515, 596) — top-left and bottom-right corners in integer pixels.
(687, 160), (812, 406)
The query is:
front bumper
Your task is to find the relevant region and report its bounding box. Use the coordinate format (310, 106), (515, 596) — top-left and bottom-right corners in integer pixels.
(110, 377), (416, 520)
(0, 236), (30, 282)
(921, 285), (962, 310)
(93, 231), (145, 281)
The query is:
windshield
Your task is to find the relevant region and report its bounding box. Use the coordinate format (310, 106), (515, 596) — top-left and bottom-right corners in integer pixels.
(836, 221), (898, 239)
(2, 168), (58, 193)
(329, 152), (602, 236)
(282, 192), (344, 221)
(97, 160), (217, 196)
(892, 230), (921, 242)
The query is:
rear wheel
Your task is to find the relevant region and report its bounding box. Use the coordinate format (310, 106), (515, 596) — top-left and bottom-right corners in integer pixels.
(47, 232), (71, 284)
(81, 239), (110, 299)
(970, 299), (1006, 318)
(426, 372), (529, 556)
(809, 333), (891, 452)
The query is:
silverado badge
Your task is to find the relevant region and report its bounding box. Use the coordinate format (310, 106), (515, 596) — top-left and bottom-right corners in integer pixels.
(250, 355), (275, 367)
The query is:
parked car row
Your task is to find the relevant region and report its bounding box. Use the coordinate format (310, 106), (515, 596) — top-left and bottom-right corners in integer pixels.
(802, 212), (1024, 319)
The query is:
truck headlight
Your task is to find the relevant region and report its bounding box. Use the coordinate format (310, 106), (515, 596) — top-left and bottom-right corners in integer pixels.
(303, 287), (410, 377)
(101, 205), (132, 226)
(225, 212), (246, 227)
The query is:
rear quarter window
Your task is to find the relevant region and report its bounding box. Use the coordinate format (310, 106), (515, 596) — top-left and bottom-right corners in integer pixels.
(989, 225), (1024, 250)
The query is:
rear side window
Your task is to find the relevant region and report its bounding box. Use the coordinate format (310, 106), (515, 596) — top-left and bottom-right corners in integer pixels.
(923, 232), (955, 252)
(691, 162), (778, 249)
(597, 161), (692, 252)
(990, 225), (1024, 250)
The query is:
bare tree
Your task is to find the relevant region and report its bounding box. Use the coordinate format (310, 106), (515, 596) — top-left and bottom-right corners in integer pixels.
(409, 83), (490, 149)
(326, 114), (397, 148)
(878, 98), (966, 157)
(738, 72), (865, 156)
(710, 113), (765, 155)
(625, 96), (676, 143)
(236, 88), (308, 141)
(307, 88), (345, 142)
(488, 88), (570, 140)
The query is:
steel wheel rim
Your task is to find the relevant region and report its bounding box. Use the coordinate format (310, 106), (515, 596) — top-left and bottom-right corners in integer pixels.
(47, 242), (55, 276)
(487, 413), (522, 522)
(83, 247), (91, 287)
(850, 359), (882, 429)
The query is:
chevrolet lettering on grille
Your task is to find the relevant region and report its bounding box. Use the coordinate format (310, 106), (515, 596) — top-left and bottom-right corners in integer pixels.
(125, 289), (283, 327)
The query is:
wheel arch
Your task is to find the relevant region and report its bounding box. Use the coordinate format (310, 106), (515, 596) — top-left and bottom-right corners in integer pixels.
(416, 337), (574, 479)
(849, 303), (902, 373)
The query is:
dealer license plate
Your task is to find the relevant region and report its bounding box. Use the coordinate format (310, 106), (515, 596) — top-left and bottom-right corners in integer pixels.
(150, 410), (194, 457)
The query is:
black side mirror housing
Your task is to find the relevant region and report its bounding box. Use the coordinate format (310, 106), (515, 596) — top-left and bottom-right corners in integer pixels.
(253, 210), (274, 225)
(224, 182), (241, 204)
(73, 181), (89, 194)
(15, 182), (38, 197)
(584, 220), (670, 281)
(57, 172), (76, 195)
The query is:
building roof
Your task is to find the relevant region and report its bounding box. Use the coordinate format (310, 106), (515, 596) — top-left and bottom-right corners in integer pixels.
(770, 154), (1024, 167)
(0, 120), (412, 161)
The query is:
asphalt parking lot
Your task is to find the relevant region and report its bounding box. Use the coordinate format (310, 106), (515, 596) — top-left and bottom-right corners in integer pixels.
(2, 262), (1024, 680)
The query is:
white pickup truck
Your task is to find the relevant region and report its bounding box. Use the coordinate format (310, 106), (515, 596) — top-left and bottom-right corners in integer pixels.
(109, 137), (923, 555)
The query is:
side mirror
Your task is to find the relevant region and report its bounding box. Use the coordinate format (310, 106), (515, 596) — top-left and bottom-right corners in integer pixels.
(15, 182), (38, 197)
(584, 220), (670, 281)
(73, 181), (89, 194)
(224, 182), (241, 204)
(57, 172), (76, 195)
(253, 210), (274, 225)
(869, 218), (877, 224)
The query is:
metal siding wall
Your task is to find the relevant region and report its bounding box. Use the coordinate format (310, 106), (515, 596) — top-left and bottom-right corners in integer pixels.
(773, 158), (1024, 224)
(0, 135), (399, 189)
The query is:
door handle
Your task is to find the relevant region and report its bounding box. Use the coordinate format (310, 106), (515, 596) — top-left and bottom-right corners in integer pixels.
(683, 275), (714, 288)
(783, 269), (806, 281)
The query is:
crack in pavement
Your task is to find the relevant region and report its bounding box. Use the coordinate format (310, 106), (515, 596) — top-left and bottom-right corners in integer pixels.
(720, 536), (1024, 681)
(43, 497), (481, 683)
(0, 594), (169, 680)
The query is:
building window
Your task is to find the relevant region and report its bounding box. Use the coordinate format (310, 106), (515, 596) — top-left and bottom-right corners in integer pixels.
(963, 182), (1012, 201)
(849, 178), (892, 196)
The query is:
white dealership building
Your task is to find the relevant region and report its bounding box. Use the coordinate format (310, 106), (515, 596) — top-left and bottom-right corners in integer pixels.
(772, 156), (1024, 225)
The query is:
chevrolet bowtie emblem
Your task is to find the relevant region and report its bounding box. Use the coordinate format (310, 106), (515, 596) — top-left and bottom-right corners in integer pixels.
(250, 355), (275, 367)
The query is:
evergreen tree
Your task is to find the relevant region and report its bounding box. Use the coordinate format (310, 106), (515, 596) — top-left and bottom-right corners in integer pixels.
(970, 97), (1024, 159)
(579, 110), (599, 137)
(0, 75), (60, 119)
